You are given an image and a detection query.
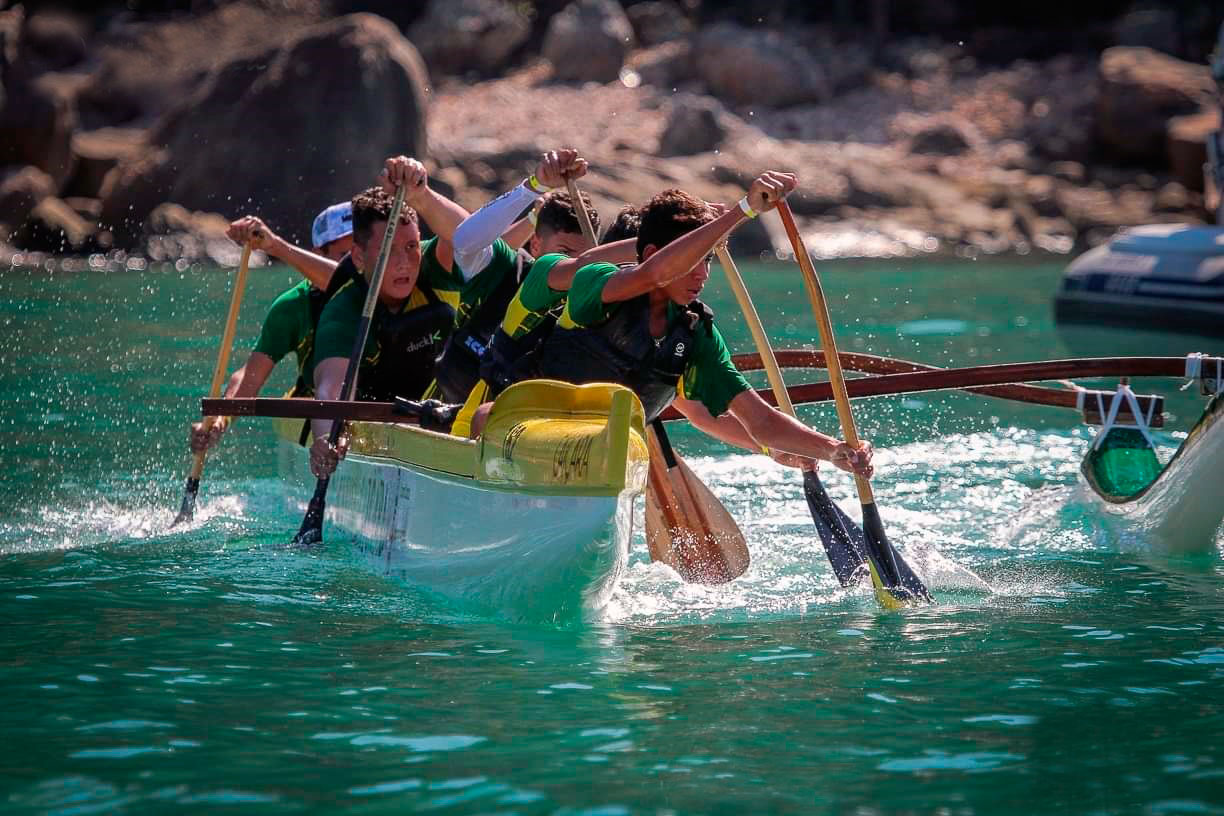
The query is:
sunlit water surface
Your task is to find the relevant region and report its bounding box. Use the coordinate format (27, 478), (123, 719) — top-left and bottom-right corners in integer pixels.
(2, 257), (1222, 814)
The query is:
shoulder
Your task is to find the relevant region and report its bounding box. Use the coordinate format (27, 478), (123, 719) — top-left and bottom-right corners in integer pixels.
(570, 261), (621, 292)
(319, 279), (361, 320)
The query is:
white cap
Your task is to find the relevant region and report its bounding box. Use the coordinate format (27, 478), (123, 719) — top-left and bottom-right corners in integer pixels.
(311, 202), (353, 249)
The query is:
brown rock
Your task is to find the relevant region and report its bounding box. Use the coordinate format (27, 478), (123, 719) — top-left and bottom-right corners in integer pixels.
(408, 0), (530, 76)
(0, 71), (78, 188)
(626, 1), (693, 47)
(1096, 46), (1214, 164)
(20, 11), (90, 72)
(0, 165), (55, 228)
(625, 40), (694, 89)
(64, 128), (147, 199)
(543, 0), (636, 83)
(695, 23), (829, 108)
(1153, 181), (1191, 213)
(13, 196), (95, 252)
(1167, 108), (1218, 193)
(75, 4), (323, 130)
(98, 14), (430, 249)
(657, 94), (727, 156)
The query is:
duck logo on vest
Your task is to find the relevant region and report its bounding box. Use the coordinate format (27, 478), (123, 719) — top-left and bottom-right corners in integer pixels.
(403, 330), (443, 353)
(673, 342), (686, 357)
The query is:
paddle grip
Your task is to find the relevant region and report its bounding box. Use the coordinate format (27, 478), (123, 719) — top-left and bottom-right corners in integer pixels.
(565, 177), (598, 246)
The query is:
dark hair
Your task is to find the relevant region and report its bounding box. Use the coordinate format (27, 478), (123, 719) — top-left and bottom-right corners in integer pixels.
(536, 190), (600, 238)
(351, 187), (418, 245)
(635, 189), (714, 260)
(601, 205), (640, 244)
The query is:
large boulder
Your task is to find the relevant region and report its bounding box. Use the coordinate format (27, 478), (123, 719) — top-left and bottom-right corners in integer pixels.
(63, 127), (147, 199)
(625, 40), (695, 89)
(75, 3), (323, 130)
(0, 165), (55, 230)
(657, 93), (727, 156)
(98, 14), (430, 248)
(1096, 46), (1214, 165)
(695, 24), (830, 108)
(0, 71), (79, 188)
(543, 0), (636, 83)
(408, 0), (530, 76)
(625, 1), (692, 46)
(13, 196), (95, 252)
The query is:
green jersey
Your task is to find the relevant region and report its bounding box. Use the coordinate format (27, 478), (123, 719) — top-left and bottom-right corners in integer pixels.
(252, 279), (315, 377)
(560, 262), (752, 417)
(498, 252), (568, 339)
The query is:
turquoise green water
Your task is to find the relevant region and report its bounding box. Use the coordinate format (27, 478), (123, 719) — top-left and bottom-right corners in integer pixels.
(2, 257), (1222, 814)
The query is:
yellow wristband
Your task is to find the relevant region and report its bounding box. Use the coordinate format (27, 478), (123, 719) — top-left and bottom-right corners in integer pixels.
(760, 445), (769, 455)
(738, 197), (758, 218)
(526, 174), (550, 194)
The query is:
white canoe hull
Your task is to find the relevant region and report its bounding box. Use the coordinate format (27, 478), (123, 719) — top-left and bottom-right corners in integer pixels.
(279, 439), (634, 622)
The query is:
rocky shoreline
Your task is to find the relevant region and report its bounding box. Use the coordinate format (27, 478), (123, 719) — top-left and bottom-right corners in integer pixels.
(1, 1), (1220, 267)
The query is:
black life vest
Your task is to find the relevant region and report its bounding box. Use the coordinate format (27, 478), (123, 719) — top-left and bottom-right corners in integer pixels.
(478, 307), (561, 397)
(347, 279), (456, 403)
(431, 250), (530, 403)
(534, 296), (713, 422)
(289, 254), (361, 398)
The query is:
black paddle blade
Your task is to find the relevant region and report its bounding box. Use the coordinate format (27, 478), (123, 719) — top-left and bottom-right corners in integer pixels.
(170, 477), (200, 527)
(802, 469), (868, 586)
(860, 502), (933, 605)
(291, 479), (329, 547)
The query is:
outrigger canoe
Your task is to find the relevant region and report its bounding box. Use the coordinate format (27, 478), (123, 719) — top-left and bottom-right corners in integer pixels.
(205, 352), (1224, 616)
(274, 380), (648, 622)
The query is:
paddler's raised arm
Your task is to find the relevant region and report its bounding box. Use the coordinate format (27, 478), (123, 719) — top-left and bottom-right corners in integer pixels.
(598, 171), (797, 304)
(545, 237), (637, 290)
(450, 149), (589, 280)
(382, 155), (469, 246)
(226, 215), (338, 290)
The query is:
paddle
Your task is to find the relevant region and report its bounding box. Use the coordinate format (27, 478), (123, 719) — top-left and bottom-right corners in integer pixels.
(776, 201), (932, 607)
(564, 176), (749, 583)
(714, 245), (868, 585)
(292, 184), (407, 547)
(171, 242), (253, 527)
(645, 419), (750, 584)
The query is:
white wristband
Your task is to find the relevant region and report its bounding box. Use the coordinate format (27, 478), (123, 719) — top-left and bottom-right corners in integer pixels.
(738, 197), (758, 218)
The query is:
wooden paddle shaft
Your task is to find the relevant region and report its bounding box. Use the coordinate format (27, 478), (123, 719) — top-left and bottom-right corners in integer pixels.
(188, 242), (253, 479)
(565, 177), (598, 245)
(715, 245), (795, 416)
(337, 185), (407, 410)
(776, 201), (875, 502)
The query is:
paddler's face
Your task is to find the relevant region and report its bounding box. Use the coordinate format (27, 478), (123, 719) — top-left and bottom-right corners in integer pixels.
(662, 253), (712, 305)
(353, 218), (422, 303)
(535, 228), (591, 258)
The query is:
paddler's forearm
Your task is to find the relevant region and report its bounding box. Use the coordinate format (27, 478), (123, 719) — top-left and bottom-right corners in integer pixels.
(545, 238), (638, 290)
(231, 353), (276, 399)
(453, 182), (541, 279)
(310, 358), (346, 442)
(673, 397), (761, 452)
(410, 186), (470, 246)
(263, 235), (338, 289)
(729, 390), (840, 462)
(605, 209), (744, 302)
(501, 217), (535, 250)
